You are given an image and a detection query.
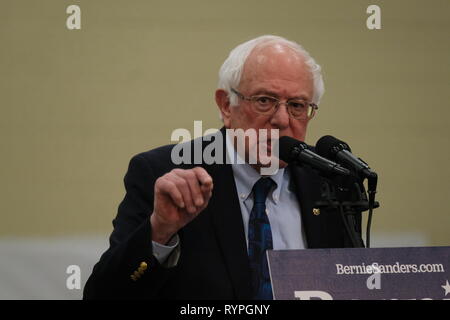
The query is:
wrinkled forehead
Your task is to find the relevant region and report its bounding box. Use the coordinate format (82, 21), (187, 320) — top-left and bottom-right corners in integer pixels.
(240, 44), (311, 86)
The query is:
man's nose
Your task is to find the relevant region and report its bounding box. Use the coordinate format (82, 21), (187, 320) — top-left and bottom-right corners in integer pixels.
(270, 103), (290, 129)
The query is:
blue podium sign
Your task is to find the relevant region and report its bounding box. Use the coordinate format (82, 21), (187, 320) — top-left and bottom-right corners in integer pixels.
(267, 246), (450, 300)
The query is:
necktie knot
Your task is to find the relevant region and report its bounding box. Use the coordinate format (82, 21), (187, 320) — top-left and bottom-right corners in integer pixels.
(253, 177), (275, 204)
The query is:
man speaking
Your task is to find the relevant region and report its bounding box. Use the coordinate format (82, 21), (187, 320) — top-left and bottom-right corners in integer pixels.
(83, 35), (356, 300)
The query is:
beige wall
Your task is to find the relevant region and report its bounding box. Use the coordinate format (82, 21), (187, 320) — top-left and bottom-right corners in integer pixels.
(1, 0), (449, 245)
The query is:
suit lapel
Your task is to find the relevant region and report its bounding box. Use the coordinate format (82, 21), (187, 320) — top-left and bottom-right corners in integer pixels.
(290, 165), (328, 248)
(204, 127), (252, 299)
(208, 161), (252, 299)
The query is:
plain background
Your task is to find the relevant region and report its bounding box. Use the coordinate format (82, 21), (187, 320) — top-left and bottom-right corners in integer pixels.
(0, 0), (449, 298)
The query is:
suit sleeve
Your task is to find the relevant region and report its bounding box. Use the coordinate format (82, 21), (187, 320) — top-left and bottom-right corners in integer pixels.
(83, 154), (178, 299)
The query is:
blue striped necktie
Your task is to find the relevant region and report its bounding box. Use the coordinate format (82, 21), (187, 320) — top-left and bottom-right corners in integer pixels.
(248, 177), (275, 300)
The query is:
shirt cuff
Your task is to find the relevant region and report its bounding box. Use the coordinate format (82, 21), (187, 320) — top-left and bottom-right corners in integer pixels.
(152, 234), (180, 266)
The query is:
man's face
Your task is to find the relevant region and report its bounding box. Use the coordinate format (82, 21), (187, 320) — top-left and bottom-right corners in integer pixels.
(217, 44), (315, 170)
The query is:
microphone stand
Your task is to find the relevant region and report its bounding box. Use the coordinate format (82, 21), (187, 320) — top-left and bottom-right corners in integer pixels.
(314, 174), (379, 248)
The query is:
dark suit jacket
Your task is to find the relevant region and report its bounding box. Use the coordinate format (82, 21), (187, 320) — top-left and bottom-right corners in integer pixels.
(83, 128), (356, 300)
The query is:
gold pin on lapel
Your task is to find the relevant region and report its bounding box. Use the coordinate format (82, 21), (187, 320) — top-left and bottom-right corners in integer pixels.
(312, 208), (321, 216)
(139, 261), (148, 271)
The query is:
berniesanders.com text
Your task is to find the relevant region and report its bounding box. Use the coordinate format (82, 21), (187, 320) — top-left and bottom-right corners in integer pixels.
(336, 262), (445, 275)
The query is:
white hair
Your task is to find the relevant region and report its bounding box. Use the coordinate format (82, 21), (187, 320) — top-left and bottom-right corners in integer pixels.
(218, 35), (325, 106)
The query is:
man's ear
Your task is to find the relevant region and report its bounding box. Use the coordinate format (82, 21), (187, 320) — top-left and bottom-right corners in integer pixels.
(215, 89), (232, 128)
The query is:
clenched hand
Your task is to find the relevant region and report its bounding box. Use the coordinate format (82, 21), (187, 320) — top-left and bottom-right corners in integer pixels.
(150, 167), (214, 244)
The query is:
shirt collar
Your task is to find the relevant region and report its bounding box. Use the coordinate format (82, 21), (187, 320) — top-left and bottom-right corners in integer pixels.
(225, 130), (285, 204)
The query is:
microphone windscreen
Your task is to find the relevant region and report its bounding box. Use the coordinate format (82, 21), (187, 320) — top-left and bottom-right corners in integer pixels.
(277, 136), (304, 163)
(316, 135), (351, 159)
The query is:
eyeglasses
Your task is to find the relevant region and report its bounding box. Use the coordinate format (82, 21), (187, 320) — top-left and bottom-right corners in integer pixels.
(231, 88), (318, 120)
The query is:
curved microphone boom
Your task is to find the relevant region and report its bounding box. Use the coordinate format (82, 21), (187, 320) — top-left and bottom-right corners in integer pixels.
(277, 136), (350, 177)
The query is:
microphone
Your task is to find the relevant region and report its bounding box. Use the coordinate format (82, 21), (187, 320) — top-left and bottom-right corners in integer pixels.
(278, 136), (350, 176)
(315, 135), (377, 179)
